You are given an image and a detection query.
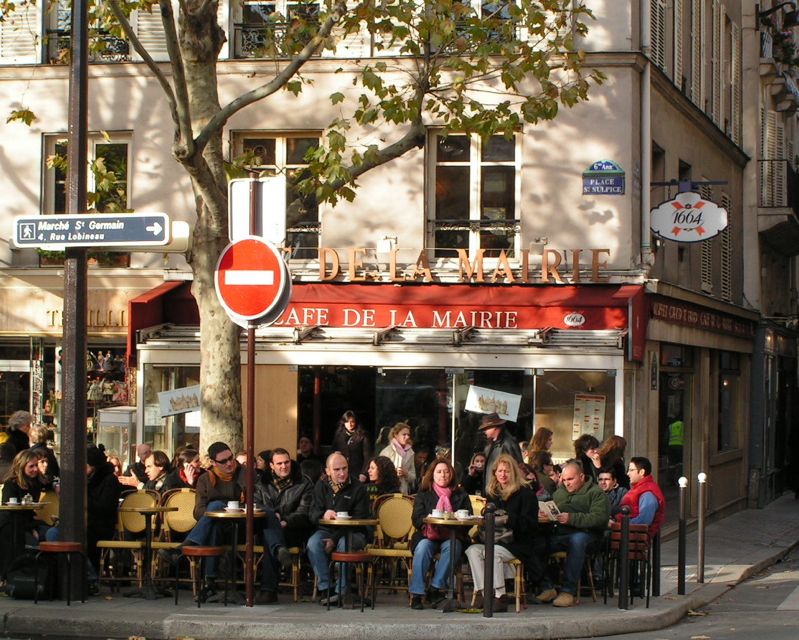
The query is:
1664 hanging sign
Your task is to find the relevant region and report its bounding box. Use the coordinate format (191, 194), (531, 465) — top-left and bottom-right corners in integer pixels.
(650, 192), (728, 243)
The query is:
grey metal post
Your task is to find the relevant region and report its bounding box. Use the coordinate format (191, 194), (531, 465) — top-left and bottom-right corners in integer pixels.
(483, 503), (495, 617)
(618, 506), (630, 610)
(697, 472), (707, 583)
(678, 476), (688, 594)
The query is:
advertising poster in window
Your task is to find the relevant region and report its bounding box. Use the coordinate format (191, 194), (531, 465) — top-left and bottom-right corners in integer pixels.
(572, 393), (606, 439)
(465, 385), (521, 422)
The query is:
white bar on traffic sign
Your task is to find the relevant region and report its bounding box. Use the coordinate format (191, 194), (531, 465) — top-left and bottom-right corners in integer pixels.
(224, 270), (275, 286)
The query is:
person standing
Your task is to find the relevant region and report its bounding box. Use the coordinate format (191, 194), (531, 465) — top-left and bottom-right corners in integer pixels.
(480, 413), (523, 490)
(331, 410), (372, 483)
(5, 410), (32, 455)
(379, 422), (416, 494)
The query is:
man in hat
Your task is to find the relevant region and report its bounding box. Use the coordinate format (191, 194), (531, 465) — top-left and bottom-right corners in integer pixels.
(480, 412), (523, 489)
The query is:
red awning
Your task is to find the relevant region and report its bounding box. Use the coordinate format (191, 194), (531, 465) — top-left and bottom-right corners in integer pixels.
(127, 280), (198, 366)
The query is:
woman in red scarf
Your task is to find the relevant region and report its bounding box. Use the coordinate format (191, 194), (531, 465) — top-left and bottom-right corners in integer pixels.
(408, 459), (471, 610)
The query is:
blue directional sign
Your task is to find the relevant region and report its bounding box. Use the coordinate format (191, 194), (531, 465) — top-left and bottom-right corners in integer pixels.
(13, 213), (170, 248)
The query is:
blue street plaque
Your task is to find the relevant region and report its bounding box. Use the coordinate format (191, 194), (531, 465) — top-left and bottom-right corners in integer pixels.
(582, 160), (625, 195)
(13, 213), (170, 248)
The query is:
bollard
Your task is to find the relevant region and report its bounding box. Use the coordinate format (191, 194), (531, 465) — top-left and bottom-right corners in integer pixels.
(618, 506), (630, 610)
(697, 472), (707, 583)
(678, 476), (687, 594)
(483, 503), (496, 618)
(652, 532), (661, 597)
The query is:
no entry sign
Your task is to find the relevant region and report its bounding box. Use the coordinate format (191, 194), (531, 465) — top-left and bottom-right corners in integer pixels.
(215, 236), (291, 327)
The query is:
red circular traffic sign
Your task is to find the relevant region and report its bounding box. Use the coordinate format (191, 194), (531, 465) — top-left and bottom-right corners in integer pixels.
(215, 237), (291, 325)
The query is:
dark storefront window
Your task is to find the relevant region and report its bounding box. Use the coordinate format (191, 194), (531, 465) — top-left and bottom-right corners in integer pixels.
(718, 351), (740, 452)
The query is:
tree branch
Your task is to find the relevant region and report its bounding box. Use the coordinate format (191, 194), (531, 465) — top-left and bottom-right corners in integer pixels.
(107, 0), (179, 130)
(193, 0), (349, 155)
(346, 120), (426, 184)
(158, 0), (195, 157)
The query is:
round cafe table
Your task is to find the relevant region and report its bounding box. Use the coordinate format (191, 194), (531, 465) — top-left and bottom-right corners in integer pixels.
(207, 509), (266, 604)
(423, 515), (483, 612)
(119, 505), (177, 600)
(318, 517), (378, 552)
(0, 503), (43, 559)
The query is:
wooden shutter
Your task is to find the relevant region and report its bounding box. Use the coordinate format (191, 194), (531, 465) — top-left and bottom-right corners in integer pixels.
(651, 0), (667, 70)
(719, 193), (732, 302)
(700, 183), (713, 293)
(711, 0), (722, 125)
(674, 0), (684, 88)
(0, 1), (40, 63)
(132, 6), (170, 62)
(691, 0), (704, 107)
(731, 21), (742, 144)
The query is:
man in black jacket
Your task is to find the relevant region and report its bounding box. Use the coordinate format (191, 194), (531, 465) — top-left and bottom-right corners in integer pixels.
(480, 413), (523, 489)
(306, 452), (370, 605)
(253, 448), (313, 604)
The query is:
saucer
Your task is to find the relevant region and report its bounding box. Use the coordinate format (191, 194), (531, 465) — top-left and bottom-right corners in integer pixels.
(335, 515), (352, 520)
(224, 507), (244, 512)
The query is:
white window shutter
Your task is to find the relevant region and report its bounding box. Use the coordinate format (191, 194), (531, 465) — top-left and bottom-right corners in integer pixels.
(0, 1), (41, 63)
(691, 0), (704, 107)
(711, 0), (723, 126)
(731, 21), (741, 145)
(650, 0), (666, 70)
(325, 1), (372, 58)
(674, 0), (684, 88)
(719, 193), (732, 302)
(132, 6), (170, 62)
(218, 0), (229, 60)
(776, 118), (786, 207)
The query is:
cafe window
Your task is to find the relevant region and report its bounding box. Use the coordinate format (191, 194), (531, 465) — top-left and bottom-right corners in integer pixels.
(142, 364), (201, 455)
(234, 134), (321, 259)
(717, 351), (740, 452)
(429, 132), (521, 260)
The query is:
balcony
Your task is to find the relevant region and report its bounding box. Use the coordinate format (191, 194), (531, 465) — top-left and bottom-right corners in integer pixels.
(46, 30), (131, 64)
(758, 159), (799, 255)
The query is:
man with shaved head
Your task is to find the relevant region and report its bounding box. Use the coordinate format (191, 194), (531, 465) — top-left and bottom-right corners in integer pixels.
(535, 458), (609, 608)
(306, 451), (370, 605)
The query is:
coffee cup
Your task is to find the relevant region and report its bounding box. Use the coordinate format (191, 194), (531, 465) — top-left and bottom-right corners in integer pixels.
(456, 509), (470, 519)
(431, 508), (444, 518)
(7, 497), (18, 505)
(227, 500), (240, 510)
(336, 511), (349, 518)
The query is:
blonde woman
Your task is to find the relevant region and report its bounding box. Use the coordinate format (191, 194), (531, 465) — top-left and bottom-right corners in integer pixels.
(465, 453), (541, 613)
(378, 422), (416, 494)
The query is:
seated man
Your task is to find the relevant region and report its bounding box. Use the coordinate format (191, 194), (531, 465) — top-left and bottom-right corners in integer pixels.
(253, 447), (314, 604)
(306, 452), (370, 605)
(618, 456), (666, 536)
(598, 468), (628, 517)
(537, 459), (610, 608)
(160, 441), (245, 596)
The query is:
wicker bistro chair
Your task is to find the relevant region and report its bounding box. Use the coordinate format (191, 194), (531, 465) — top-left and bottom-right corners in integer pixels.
(367, 494), (415, 601)
(96, 490), (159, 589)
(151, 488), (197, 582)
(234, 539), (304, 601)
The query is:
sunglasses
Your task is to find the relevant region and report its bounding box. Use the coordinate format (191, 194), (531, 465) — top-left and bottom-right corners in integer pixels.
(215, 455), (235, 465)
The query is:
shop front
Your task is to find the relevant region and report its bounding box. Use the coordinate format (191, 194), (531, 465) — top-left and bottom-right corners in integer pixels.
(133, 281), (646, 476)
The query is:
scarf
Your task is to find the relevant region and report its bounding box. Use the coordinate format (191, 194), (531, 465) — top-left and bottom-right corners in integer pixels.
(273, 475), (293, 493)
(391, 437), (412, 460)
(208, 462), (236, 487)
(329, 479), (346, 495)
(432, 483), (454, 513)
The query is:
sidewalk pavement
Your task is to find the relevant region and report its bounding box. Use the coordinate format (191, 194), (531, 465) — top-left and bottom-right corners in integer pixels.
(2, 493), (798, 640)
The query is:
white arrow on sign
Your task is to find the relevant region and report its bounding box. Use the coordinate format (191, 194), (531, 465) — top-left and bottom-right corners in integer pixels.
(146, 222), (163, 235)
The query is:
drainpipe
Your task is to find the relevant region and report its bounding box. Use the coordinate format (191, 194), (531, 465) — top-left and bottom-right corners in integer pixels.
(640, 0), (654, 270)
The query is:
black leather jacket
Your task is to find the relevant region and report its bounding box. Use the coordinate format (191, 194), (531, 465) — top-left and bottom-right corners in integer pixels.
(254, 472), (314, 531)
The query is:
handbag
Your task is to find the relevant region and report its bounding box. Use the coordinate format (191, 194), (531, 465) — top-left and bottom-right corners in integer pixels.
(422, 523), (447, 542)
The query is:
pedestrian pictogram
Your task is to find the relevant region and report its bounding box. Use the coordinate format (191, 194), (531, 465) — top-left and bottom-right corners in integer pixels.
(214, 236), (291, 327)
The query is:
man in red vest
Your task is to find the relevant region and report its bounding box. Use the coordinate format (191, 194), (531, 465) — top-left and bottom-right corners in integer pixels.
(617, 456), (665, 536)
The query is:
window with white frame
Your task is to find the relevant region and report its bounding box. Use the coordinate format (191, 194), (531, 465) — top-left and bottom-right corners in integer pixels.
(429, 132), (520, 259)
(235, 0), (320, 58)
(236, 134), (321, 259)
(43, 135), (130, 215)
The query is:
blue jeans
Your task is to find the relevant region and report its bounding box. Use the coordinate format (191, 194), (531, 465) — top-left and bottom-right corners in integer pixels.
(546, 531), (599, 595)
(306, 528), (365, 594)
(409, 537), (463, 596)
(185, 499), (227, 577)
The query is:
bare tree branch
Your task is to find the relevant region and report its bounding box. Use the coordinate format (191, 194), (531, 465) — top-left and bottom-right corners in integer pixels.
(158, 0), (195, 157)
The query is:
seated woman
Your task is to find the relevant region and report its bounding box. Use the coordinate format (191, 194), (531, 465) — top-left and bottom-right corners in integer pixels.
(409, 458), (472, 610)
(0, 449), (47, 581)
(163, 448), (204, 491)
(143, 450), (171, 492)
(465, 453), (541, 612)
(28, 423), (59, 482)
(365, 455), (400, 511)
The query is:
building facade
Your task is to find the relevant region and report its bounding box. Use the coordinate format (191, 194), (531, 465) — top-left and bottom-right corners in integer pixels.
(1, 1), (795, 519)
